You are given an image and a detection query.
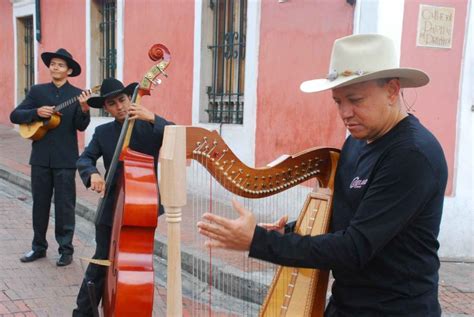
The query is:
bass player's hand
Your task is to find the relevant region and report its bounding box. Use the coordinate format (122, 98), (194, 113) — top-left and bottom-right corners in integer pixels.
(37, 106), (55, 118)
(128, 103), (155, 123)
(90, 173), (106, 197)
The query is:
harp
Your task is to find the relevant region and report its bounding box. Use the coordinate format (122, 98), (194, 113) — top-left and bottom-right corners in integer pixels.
(160, 126), (339, 316)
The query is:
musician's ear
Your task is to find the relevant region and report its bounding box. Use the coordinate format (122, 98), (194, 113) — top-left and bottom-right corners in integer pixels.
(67, 68), (73, 76)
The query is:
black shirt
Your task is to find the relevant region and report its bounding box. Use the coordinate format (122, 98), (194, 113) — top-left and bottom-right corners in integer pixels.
(10, 82), (90, 168)
(249, 115), (448, 316)
(76, 116), (172, 225)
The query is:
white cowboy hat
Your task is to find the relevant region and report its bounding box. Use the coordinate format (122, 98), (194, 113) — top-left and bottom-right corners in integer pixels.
(300, 34), (429, 93)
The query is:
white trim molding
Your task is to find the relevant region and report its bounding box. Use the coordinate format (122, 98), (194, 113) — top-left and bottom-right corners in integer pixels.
(12, 0), (37, 108)
(438, 0), (474, 260)
(192, 0), (261, 166)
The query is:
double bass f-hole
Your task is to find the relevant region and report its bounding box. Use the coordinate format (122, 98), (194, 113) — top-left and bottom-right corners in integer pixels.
(111, 240), (117, 275)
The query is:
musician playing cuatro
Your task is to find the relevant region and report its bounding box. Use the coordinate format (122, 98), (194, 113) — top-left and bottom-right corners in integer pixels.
(72, 78), (173, 317)
(10, 48), (91, 267)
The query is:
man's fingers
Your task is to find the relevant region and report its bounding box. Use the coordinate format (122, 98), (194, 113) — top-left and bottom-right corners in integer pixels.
(260, 224), (280, 231)
(204, 239), (225, 249)
(197, 224), (229, 248)
(90, 182), (105, 196)
(202, 212), (231, 228)
(197, 220), (221, 234)
(198, 226), (221, 241)
(232, 198), (248, 217)
(278, 215), (288, 227)
(231, 198), (242, 213)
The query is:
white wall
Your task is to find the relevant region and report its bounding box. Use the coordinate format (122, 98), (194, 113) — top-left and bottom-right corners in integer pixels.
(84, 117), (114, 146)
(357, 0), (474, 260)
(438, 2), (474, 260)
(12, 0), (38, 108)
(354, 0), (405, 54)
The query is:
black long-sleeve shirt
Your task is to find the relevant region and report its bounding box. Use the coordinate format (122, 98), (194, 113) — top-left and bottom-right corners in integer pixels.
(10, 82), (90, 168)
(76, 116), (172, 226)
(249, 115), (448, 316)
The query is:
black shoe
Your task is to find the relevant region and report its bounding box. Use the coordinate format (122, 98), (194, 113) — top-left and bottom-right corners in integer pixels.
(20, 250), (46, 263)
(56, 254), (73, 266)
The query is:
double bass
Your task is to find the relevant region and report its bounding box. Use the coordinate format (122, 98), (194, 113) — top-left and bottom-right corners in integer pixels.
(94, 44), (171, 316)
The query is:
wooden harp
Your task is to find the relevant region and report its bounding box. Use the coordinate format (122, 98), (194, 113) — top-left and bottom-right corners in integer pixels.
(160, 126), (339, 316)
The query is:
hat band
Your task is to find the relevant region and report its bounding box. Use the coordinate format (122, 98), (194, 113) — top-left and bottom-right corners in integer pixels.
(327, 69), (368, 81)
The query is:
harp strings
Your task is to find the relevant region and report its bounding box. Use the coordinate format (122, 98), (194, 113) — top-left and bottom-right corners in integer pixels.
(188, 153), (317, 316)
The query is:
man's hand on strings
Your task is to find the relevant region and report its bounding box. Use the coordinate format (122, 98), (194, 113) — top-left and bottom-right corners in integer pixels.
(197, 198), (256, 251)
(90, 173), (105, 197)
(78, 90), (92, 113)
(128, 103), (155, 123)
(37, 106), (55, 118)
(259, 215), (288, 234)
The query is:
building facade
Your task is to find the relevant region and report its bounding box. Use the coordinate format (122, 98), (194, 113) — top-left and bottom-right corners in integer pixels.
(0, 0), (472, 259)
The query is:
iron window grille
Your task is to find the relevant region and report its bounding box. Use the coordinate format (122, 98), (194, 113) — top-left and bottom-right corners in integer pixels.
(23, 16), (34, 96)
(98, 0), (116, 116)
(206, 0), (247, 124)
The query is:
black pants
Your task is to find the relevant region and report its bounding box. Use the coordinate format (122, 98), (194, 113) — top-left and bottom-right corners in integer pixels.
(73, 225), (111, 317)
(31, 165), (76, 255)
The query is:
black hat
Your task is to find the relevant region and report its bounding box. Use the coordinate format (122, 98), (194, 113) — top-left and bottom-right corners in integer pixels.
(87, 78), (139, 108)
(41, 48), (81, 77)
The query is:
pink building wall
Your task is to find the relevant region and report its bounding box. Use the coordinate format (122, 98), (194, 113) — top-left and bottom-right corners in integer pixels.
(400, 0), (468, 195)
(37, 0), (86, 89)
(0, 2), (14, 126)
(255, 1), (353, 166)
(0, 1), (88, 147)
(38, 0), (87, 148)
(123, 0), (194, 126)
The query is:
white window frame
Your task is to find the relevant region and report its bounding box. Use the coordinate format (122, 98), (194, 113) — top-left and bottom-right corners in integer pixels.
(192, 0), (261, 166)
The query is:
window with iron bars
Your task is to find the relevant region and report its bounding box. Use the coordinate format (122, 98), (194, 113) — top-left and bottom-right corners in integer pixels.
(21, 16), (34, 97)
(98, 0), (116, 116)
(206, 0), (247, 124)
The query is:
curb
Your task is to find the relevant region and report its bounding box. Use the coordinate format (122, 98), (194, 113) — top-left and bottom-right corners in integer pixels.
(0, 163), (266, 304)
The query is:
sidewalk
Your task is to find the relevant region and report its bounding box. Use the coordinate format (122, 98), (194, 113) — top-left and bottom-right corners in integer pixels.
(0, 123), (472, 316)
(0, 176), (171, 317)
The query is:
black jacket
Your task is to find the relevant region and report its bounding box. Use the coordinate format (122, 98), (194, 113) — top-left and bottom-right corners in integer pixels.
(76, 116), (172, 225)
(10, 82), (90, 168)
(249, 115), (447, 316)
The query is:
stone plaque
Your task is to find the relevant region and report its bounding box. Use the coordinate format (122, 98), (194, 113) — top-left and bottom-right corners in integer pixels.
(417, 4), (455, 49)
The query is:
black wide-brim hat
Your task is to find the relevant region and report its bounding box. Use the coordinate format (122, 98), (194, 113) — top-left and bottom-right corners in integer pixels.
(87, 78), (139, 108)
(41, 48), (81, 77)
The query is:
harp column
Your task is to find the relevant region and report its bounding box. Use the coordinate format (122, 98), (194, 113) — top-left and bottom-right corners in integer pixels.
(160, 126), (187, 317)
